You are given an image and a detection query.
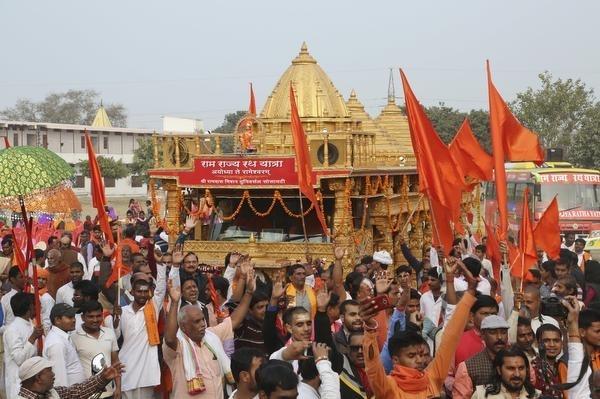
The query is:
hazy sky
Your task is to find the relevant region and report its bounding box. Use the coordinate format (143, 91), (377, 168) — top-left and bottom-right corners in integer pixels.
(1, 1), (599, 130)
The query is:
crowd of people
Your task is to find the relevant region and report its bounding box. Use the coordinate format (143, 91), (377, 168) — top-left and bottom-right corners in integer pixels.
(0, 198), (598, 399)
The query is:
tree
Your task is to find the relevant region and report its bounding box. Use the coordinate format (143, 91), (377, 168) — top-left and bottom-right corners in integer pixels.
(570, 103), (600, 169)
(0, 90), (127, 127)
(212, 110), (246, 153)
(511, 71), (595, 154)
(130, 138), (157, 182)
(422, 103), (491, 151)
(77, 156), (129, 179)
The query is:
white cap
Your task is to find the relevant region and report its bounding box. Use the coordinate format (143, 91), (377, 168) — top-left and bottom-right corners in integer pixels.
(481, 315), (509, 330)
(373, 250), (393, 265)
(159, 231), (169, 242)
(33, 241), (47, 251)
(19, 356), (53, 381)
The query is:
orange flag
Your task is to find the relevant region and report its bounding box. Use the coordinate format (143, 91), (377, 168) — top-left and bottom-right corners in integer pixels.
(3, 137), (10, 148)
(512, 188), (537, 279)
(11, 230), (27, 273)
(483, 221), (501, 282)
(533, 197), (561, 260)
(289, 84), (328, 235)
(249, 83), (257, 115)
(85, 133), (114, 244)
(400, 69), (465, 250)
(488, 61), (544, 241)
(105, 245), (131, 288)
(449, 119), (493, 184)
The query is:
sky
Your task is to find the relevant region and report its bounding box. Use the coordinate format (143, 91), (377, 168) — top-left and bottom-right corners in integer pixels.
(1, 1), (599, 131)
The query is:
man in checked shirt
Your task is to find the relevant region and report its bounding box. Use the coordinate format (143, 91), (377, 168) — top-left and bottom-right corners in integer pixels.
(15, 356), (123, 399)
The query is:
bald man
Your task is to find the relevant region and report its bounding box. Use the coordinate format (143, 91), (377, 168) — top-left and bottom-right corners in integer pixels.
(46, 249), (71, 299)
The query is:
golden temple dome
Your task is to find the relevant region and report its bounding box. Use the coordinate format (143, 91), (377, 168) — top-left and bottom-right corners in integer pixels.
(260, 43), (350, 120)
(91, 102), (112, 128)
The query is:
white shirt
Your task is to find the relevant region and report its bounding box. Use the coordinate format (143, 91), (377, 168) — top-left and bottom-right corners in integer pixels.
(55, 281), (75, 306)
(228, 392), (258, 399)
(1, 288), (18, 330)
(567, 342), (590, 398)
(297, 360), (340, 399)
(420, 291), (443, 327)
(43, 326), (85, 387)
(40, 292), (55, 334)
(481, 258), (493, 278)
(71, 325), (119, 397)
(453, 276), (491, 295)
(86, 256), (99, 280)
(117, 264), (166, 391)
(3, 317), (36, 398)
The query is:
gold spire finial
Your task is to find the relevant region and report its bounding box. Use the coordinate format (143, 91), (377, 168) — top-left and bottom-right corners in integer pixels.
(388, 68), (396, 104)
(292, 42), (316, 65)
(349, 89), (357, 99)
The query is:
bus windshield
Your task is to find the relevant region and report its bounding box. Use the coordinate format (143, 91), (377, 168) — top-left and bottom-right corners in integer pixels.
(540, 183), (599, 212)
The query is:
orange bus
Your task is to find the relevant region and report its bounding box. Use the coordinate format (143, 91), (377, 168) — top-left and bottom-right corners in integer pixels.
(483, 162), (600, 237)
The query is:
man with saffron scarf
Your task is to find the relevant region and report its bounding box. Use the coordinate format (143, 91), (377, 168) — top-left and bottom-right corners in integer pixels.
(285, 263), (317, 319)
(360, 262), (479, 399)
(117, 264), (166, 398)
(163, 269), (257, 398)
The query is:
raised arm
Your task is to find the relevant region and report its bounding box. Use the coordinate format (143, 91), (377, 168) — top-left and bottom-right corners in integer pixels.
(164, 279), (180, 351)
(427, 263), (478, 387)
(230, 268), (255, 330)
(331, 246), (347, 300)
(263, 276), (286, 354)
(152, 262), (167, 309)
(399, 235), (422, 275)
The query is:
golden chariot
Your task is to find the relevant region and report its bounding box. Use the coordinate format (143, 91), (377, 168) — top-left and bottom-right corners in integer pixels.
(148, 43), (479, 274)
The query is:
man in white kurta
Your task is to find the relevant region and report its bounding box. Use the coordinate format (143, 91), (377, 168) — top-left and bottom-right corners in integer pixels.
(0, 266), (27, 332)
(43, 303), (85, 387)
(117, 264), (166, 398)
(2, 292), (42, 398)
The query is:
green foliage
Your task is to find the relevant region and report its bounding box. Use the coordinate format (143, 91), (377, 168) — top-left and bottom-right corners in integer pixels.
(511, 71), (594, 151)
(77, 156), (129, 179)
(570, 103), (600, 169)
(212, 110), (246, 153)
(0, 90), (127, 127)
(130, 138), (157, 182)
(422, 103), (491, 152)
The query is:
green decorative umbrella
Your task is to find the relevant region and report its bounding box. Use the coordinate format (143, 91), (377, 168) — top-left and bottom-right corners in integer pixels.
(0, 146), (75, 198)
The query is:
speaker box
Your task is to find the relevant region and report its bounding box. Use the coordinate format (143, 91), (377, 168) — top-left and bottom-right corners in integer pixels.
(308, 137), (348, 168)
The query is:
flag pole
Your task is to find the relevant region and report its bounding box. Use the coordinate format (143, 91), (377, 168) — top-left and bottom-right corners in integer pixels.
(298, 187), (308, 255)
(298, 188), (310, 254)
(426, 196), (443, 250)
(400, 194), (425, 235)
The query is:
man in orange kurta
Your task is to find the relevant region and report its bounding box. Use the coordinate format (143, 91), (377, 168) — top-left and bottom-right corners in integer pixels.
(362, 281), (477, 398)
(46, 249), (71, 299)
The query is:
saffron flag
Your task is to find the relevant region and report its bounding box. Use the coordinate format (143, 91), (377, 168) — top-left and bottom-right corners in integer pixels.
(289, 84), (329, 235)
(449, 119), (493, 184)
(400, 69), (465, 250)
(105, 245), (131, 288)
(512, 188), (538, 279)
(11, 230), (27, 273)
(3, 137), (10, 148)
(483, 221), (502, 282)
(488, 61), (544, 240)
(85, 133), (114, 244)
(249, 83), (257, 115)
(533, 197), (561, 260)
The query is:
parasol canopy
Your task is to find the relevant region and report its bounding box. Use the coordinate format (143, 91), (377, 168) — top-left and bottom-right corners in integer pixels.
(0, 146), (75, 198)
(0, 184), (81, 215)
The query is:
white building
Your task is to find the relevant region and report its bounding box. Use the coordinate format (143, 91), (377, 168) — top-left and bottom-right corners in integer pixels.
(0, 106), (155, 197)
(162, 116), (204, 134)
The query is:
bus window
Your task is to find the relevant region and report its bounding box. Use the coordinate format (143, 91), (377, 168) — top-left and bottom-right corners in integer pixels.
(534, 183), (541, 202)
(514, 183), (531, 204)
(486, 182), (496, 198)
(507, 183), (516, 201)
